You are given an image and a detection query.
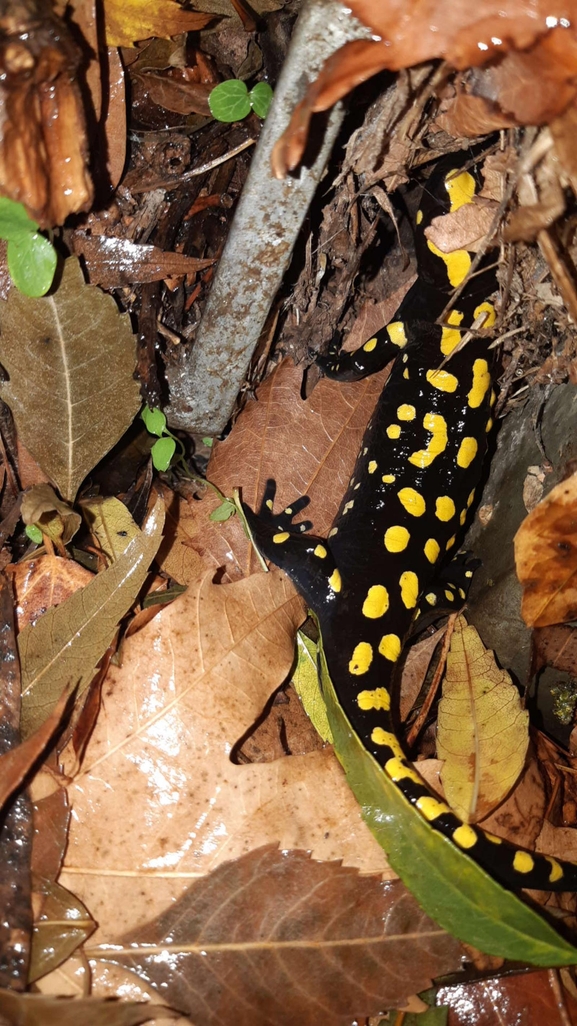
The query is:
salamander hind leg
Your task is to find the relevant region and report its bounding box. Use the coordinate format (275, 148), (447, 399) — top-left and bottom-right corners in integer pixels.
(242, 479), (343, 614)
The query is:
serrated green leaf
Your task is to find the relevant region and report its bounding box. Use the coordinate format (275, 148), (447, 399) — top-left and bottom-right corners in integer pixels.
(141, 405), (167, 437)
(25, 524), (43, 544)
(209, 498), (237, 522)
(7, 232), (57, 297)
(292, 632), (333, 743)
(249, 81), (273, 119)
(19, 498), (165, 738)
(209, 80), (251, 122)
(0, 196), (38, 239)
(151, 436), (176, 471)
(319, 640), (577, 966)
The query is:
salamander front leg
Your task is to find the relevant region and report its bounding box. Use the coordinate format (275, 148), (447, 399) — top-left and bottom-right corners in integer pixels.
(242, 480), (343, 614)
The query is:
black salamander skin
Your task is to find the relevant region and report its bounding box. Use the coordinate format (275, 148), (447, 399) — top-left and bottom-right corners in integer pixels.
(244, 155), (577, 891)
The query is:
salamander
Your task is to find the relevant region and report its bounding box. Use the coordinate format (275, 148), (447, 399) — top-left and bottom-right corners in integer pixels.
(243, 151), (577, 891)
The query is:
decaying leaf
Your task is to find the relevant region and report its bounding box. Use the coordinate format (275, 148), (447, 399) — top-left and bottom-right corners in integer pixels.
(292, 631), (332, 743)
(104, 0), (213, 48)
(95, 846), (463, 1026)
(19, 498), (164, 738)
(0, 0), (92, 224)
(21, 483), (81, 552)
(514, 470), (577, 627)
(0, 989), (179, 1026)
(0, 258), (142, 502)
(60, 569), (391, 946)
(0, 690), (72, 815)
(29, 876), (95, 984)
(437, 617), (529, 823)
(7, 554), (93, 631)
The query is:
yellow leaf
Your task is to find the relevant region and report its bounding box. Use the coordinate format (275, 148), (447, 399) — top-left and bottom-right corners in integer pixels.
(292, 631), (333, 743)
(104, 0), (213, 47)
(437, 616), (529, 823)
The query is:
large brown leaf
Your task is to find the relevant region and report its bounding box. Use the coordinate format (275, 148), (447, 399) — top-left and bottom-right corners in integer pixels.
(60, 570), (390, 947)
(96, 846), (462, 1026)
(0, 259), (141, 502)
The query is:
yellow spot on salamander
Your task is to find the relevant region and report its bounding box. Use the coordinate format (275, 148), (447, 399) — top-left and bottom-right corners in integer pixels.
(416, 209), (423, 225)
(467, 489), (475, 508)
(468, 358), (491, 408)
(440, 309), (465, 355)
(363, 337), (378, 352)
(265, 499), (273, 510)
(329, 569), (341, 592)
(362, 585), (390, 618)
(445, 169), (475, 211)
(465, 570), (473, 578)
(435, 495), (455, 521)
(486, 418), (493, 433)
(459, 508), (467, 526)
(273, 532), (290, 543)
(343, 500), (354, 514)
(328, 527), (338, 537)
(285, 507), (293, 514)
(349, 641), (373, 675)
(398, 487), (426, 517)
(424, 538), (440, 564)
(386, 424), (401, 439)
(426, 369), (459, 393)
(453, 824), (478, 849)
(513, 851), (535, 874)
(371, 728), (404, 755)
(427, 239), (471, 288)
(425, 592), (437, 605)
(416, 796), (451, 821)
(313, 544), (327, 559)
(379, 633), (401, 662)
(444, 589), (454, 602)
(403, 368), (410, 379)
(368, 460), (378, 473)
(484, 831), (503, 844)
(456, 436), (478, 468)
(459, 588), (466, 600)
(397, 403), (416, 421)
(446, 535), (456, 551)
(382, 474), (396, 484)
(358, 687), (391, 711)
(385, 757), (421, 783)
(473, 300), (496, 328)
(384, 526), (409, 552)
(408, 412), (448, 469)
(547, 857), (564, 883)
(386, 322), (408, 348)
(490, 389), (496, 406)
(400, 570), (419, 609)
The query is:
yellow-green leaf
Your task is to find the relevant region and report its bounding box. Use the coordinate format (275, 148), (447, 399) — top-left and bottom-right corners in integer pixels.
(21, 484), (81, 549)
(19, 498), (165, 738)
(437, 616), (529, 823)
(292, 631), (333, 743)
(105, 0), (212, 47)
(80, 496), (140, 564)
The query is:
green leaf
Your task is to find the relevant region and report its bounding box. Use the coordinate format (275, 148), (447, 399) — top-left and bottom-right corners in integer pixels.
(7, 232), (57, 297)
(249, 81), (273, 119)
(151, 436), (176, 471)
(209, 498), (236, 522)
(19, 498), (165, 738)
(209, 80), (251, 122)
(202, 436), (213, 447)
(0, 196), (39, 239)
(29, 876), (95, 983)
(25, 524), (43, 544)
(141, 405), (167, 437)
(319, 639), (577, 966)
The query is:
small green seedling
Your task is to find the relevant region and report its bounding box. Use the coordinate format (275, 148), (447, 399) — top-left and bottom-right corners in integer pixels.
(25, 524), (44, 545)
(208, 80), (273, 123)
(0, 197), (57, 297)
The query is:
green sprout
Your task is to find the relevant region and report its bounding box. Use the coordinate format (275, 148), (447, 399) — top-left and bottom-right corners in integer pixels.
(208, 80), (273, 123)
(0, 197), (57, 297)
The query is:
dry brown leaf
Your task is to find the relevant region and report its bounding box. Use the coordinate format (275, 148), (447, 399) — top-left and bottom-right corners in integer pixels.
(7, 555), (93, 631)
(69, 232), (215, 288)
(533, 624), (577, 676)
(272, 1), (577, 176)
(514, 471), (577, 627)
(436, 618), (529, 823)
(96, 846), (463, 1026)
(0, 989), (179, 1026)
(425, 199), (497, 256)
(138, 71), (212, 115)
(186, 358), (391, 582)
(60, 570), (391, 945)
(438, 967), (577, 1026)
